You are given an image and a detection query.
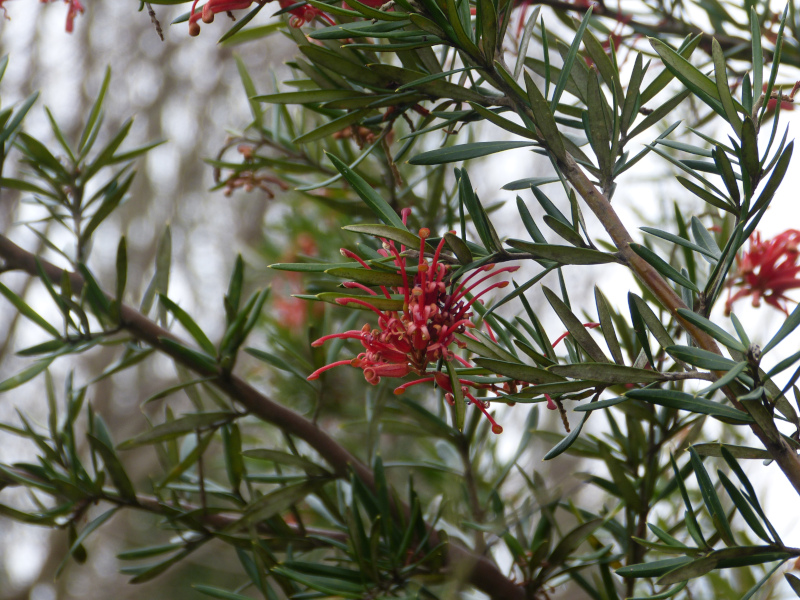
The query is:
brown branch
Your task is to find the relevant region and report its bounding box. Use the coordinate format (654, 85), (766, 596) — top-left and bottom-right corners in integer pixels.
(560, 155), (800, 497)
(0, 233), (526, 600)
(480, 55), (800, 497)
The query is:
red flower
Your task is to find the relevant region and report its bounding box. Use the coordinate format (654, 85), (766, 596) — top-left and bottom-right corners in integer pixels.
(725, 229), (800, 315)
(277, 0), (335, 28)
(307, 210), (520, 433)
(189, 0), (262, 36)
(188, 0), (333, 35)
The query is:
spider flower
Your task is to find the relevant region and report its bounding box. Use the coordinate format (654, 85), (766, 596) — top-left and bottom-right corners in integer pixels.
(188, 0), (261, 36)
(277, 0), (335, 28)
(725, 229), (800, 315)
(307, 212), (519, 433)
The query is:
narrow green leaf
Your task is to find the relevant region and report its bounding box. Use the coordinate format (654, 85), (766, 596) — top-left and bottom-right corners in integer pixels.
(119, 412), (234, 450)
(711, 39), (742, 138)
(543, 287), (609, 362)
(243, 448), (328, 475)
(473, 358), (565, 384)
(87, 432), (136, 501)
(467, 102), (538, 140)
(584, 68), (612, 177)
(629, 294), (677, 354)
(627, 293), (653, 367)
(658, 546), (790, 585)
(0, 358), (54, 392)
(676, 176), (737, 215)
(717, 470), (772, 542)
(193, 585), (256, 600)
(543, 411), (590, 460)
(159, 295), (217, 357)
(0, 91), (39, 147)
(649, 38), (734, 116)
(408, 141), (537, 165)
(629, 243), (699, 292)
(713, 147), (740, 206)
(444, 358), (466, 431)
(294, 109), (371, 145)
(750, 142), (793, 217)
(342, 224), (426, 251)
(551, 8), (593, 111)
(325, 267), (404, 288)
(689, 446), (735, 545)
(617, 557), (693, 578)
(676, 309), (745, 352)
(327, 153), (407, 230)
(750, 9), (763, 102)
(254, 89), (366, 104)
(444, 232), (473, 265)
(786, 573), (800, 597)
(595, 287), (624, 365)
(312, 292), (404, 311)
(0, 282), (61, 337)
(507, 239), (617, 265)
(549, 363), (666, 384)
(228, 480), (324, 529)
(666, 345), (737, 371)
(762, 299), (800, 354)
(695, 361), (747, 396)
(298, 44), (385, 87)
(640, 226), (719, 262)
(79, 67), (111, 153)
(625, 388), (752, 423)
(690, 217), (722, 261)
(524, 71), (566, 159)
(56, 508), (119, 577)
(456, 168), (502, 252)
(621, 53), (645, 135)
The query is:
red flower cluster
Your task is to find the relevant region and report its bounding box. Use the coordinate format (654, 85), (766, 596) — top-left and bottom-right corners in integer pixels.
(277, 0), (335, 28)
(307, 210), (519, 433)
(189, 0), (260, 36)
(725, 229), (800, 315)
(188, 0), (334, 35)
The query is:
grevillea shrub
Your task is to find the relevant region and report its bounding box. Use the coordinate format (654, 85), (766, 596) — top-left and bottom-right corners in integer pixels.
(0, 1), (799, 599)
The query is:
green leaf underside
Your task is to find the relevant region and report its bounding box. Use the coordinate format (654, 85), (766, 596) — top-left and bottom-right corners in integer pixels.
(473, 358), (565, 384)
(625, 389), (752, 422)
(301, 292), (405, 311)
(549, 363), (668, 384)
(507, 240), (618, 264)
(408, 141), (538, 165)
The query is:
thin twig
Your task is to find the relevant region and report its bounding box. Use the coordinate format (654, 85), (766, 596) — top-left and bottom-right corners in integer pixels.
(146, 2), (164, 41)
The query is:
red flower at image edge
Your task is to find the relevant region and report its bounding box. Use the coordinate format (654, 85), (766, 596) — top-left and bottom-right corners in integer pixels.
(1, 0), (84, 32)
(307, 210), (522, 433)
(725, 229), (800, 315)
(188, 0), (334, 35)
